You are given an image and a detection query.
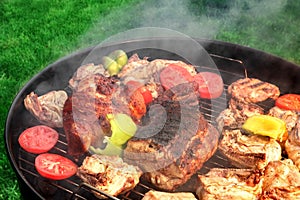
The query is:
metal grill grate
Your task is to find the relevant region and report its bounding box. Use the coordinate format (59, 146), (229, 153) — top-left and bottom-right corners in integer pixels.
(17, 54), (245, 200)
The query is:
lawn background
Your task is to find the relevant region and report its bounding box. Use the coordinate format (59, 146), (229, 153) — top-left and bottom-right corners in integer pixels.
(1, 0), (300, 199)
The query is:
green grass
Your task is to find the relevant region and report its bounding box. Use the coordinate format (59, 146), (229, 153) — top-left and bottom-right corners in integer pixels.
(1, 0), (300, 199)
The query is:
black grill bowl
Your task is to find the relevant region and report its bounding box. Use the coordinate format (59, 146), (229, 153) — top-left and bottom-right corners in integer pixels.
(5, 38), (300, 200)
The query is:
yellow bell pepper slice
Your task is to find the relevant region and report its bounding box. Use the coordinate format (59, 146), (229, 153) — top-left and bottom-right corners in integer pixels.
(90, 113), (137, 156)
(107, 113), (137, 146)
(89, 137), (123, 156)
(242, 115), (287, 142)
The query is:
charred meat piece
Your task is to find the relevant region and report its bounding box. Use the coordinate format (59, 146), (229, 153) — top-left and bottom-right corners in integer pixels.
(124, 82), (220, 191)
(216, 98), (264, 131)
(228, 78), (280, 103)
(219, 129), (281, 170)
(261, 159), (300, 199)
(63, 74), (123, 156)
(142, 190), (197, 200)
(197, 168), (263, 200)
(63, 95), (105, 156)
(268, 106), (298, 133)
(77, 154), (142, 198)
(24, 90), (68, 127)
(285, 119), (300, 170)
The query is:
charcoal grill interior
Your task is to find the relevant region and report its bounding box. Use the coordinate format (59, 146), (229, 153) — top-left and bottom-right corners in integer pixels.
(5, 38), (300, 200)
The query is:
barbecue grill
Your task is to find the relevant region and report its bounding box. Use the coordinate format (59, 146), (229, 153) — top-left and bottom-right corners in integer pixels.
(5, 38), (300, 200)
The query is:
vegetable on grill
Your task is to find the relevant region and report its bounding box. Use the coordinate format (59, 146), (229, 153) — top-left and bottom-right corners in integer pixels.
(18, 125), (59, 154)
(242, 115), (287, 142)
(35, 153), (77, 180)
(275, 93), (300, 112)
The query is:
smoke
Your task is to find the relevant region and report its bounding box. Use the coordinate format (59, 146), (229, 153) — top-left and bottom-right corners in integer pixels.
(78, 0), (288, 46)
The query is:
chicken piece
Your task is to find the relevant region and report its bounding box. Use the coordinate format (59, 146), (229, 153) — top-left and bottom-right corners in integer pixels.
(142, 190), (197, 200)
(261, 159), (300, 199)
(24, 90), (68, 127)
(77, 154), (142, 198)
(216, 98), (264, 131)
(219, 129), (281, 170)
(268, 106), (298, 133)
(228, 78), (280, 103)
(197, 168), (263, 200)
(285, 119), (300, 170)
(69, 63), (105, 90)
(117, 53), (150, 79)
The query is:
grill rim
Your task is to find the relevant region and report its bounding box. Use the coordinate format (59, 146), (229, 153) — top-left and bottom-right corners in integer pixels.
(5, 38), (300, 200)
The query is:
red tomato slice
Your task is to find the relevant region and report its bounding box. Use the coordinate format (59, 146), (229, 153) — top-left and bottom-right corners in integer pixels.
(18, 125), (59, 154)
(139, 87), (153, 105)
(193, 72), (224, 99)
(126, 80), (153, 104)
(275, 94), (300, 111)
(35, 153), (77, 180)
(159, 64), (193, 90)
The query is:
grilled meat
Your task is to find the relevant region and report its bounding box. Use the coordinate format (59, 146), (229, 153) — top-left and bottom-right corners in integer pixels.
(117, 54), (150, 79)
(197, 160), (300, 200)
(69, 63), (105, 90)
(219, 129), (281, 170)
(63, 74), (124, 156)
(285, 119), (300, 170)
(119, 57), (196, 84)
(228, 78), (280, 103)
(261, 159), (300, 199)
(268, 106), (298, 133)
(124, 82), (220, 191)
(142, 190), (197, 200)
(77, 154), (142, 198)
(216, 98), (264, 131)
(24, 90), (68, 127)
(197, 168), (263, 200)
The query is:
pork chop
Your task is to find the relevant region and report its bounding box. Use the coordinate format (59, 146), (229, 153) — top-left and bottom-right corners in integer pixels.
(219, 129), (282, 170)
(228, 78), (280, 103)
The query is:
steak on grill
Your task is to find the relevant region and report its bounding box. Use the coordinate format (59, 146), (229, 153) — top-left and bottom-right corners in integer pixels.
(123, 82), (220, 191)
(63, 74), (124, 157)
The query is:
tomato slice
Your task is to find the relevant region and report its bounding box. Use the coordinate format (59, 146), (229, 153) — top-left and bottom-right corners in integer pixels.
(18, 125), (59, 154)
(126, 80), (153, 105)
(275, 94), (300, 111)
(159, 64), (193, 90)
(193, 72), (224, 99)
(35, 153), (77, 180)
(139, 87), (153, 105)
